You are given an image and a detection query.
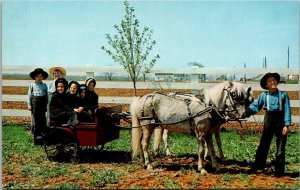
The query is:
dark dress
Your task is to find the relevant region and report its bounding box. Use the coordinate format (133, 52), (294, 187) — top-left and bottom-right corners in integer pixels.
(85, 90), (99, 114)
(49, 92), (78, 126)
(66, 92), (79, 109)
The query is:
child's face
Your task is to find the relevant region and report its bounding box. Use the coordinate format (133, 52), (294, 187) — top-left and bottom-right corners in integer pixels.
(57, 83), (65, 94)
(35, 73), (44, 82)
(88, 82), (95, 91)
(70, 83), (78, 94)
(266, 76), (278, 90)
(53, 70), (62, 78)
(80, 89), (86, 98)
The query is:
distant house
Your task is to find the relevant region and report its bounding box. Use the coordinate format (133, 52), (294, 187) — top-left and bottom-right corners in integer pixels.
(289, 75), (299, 80)
(86, 72), (94, 79)
(155, 73), (174, 82)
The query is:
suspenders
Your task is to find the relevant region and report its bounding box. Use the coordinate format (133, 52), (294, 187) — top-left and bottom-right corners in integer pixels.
(266, 90), (282, 111)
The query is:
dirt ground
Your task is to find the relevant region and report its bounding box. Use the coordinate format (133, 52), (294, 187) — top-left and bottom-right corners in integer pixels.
(3, 86), (300, 188)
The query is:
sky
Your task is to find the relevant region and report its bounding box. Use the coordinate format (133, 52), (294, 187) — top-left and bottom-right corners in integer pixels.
(3, 0), (299, 69)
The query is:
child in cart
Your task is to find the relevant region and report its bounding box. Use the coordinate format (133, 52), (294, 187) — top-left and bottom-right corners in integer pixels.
(49, 78), (81, 128)
(84, 78), (99, 118)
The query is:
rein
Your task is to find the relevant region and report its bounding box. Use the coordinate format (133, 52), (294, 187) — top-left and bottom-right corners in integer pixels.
(130, 106), (224, 128)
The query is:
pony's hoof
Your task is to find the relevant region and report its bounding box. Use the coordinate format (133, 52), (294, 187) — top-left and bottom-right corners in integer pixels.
(200, 169), (208, 175)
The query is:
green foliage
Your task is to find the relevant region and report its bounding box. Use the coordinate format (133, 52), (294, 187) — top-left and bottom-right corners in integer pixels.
(89, 169), (121, 187)
(163, 177), (181, 188)
(101, 0), (159, 95)
(238, 173), (250, 184)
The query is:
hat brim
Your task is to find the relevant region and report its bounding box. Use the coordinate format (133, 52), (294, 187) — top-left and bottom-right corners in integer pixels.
(260, 73), (280, 89)
(30, 70), (48, 80)
(49, 66), (66, 79)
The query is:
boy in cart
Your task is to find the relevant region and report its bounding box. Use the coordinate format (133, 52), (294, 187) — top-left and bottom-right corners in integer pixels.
(27, 68), (49, 145)
(243, 72), (291, 176)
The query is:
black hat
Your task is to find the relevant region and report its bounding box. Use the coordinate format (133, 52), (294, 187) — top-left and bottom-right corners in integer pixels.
(29, 68), (48, 80)
(260, 72), (280, 90)
(79, 84), (87, 92)
(68, 81), (79, 89)
(55, 78), (68, 92)
(85, 78), (96, 87)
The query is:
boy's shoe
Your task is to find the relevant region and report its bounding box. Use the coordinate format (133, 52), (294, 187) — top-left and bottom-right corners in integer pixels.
(34, 135), (44, 145)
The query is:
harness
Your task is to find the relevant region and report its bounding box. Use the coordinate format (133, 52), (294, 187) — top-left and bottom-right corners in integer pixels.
(266, 90), (282, 111)
(138, 92), (226, 133)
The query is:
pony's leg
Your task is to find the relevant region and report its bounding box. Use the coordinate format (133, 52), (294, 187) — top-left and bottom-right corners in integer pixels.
(142, 125), (155, 171)
(162, 129), (172, 157)
(197, 136), (207, 175)
(153, 127), (162, 157)
(204, 141), (209, 161)
(214, 127), (224, 162)
(205, 133), (218, 171)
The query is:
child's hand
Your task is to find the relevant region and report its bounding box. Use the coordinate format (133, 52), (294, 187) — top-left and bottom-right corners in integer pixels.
(282, 126), (288, 136)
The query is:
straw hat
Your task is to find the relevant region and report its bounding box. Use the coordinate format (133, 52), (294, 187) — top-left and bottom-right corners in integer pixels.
(49, 66), (66, 79)
(260, 72), (280, 90)
(30, 68), (48, 80)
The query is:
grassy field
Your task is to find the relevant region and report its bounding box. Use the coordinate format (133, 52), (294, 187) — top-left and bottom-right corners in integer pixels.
(2, 124), (300, 189)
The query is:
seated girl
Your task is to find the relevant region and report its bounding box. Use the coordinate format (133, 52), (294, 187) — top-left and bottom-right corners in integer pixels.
(77, 84), (93, 122)
(84, 78), (99, 118)
(67, 81), (80, 108)
(49, 78), (82, 127)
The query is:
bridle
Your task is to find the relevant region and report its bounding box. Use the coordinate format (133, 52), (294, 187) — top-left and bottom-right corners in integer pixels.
(222, 87), (250, 121)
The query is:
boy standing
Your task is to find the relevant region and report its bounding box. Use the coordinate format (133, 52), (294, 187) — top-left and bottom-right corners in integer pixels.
(27, 68), (48, 144)
(244, 72), (291, 176)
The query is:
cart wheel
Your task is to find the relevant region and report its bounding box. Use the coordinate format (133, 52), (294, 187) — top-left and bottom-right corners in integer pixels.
(44, 135), (79, 162)
(94, 144), (105, 152)
(82, 144), (104, 152)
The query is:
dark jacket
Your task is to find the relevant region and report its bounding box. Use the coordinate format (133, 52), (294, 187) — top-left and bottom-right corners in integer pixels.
(67, 92), (80, 109)
(85, 91), (98, 113)
(50, 92), (74, 119)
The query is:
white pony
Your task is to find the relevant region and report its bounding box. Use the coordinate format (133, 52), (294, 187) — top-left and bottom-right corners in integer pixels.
(131, 81), (252, 174)
(153, 84), (253, 161)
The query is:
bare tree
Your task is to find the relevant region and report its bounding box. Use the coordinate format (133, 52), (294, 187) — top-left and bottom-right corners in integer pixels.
(101, 0), (159, 95)
(105, 72), (113, 81)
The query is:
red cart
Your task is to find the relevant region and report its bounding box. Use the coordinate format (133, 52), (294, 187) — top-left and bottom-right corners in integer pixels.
(43, 105), (123, 162)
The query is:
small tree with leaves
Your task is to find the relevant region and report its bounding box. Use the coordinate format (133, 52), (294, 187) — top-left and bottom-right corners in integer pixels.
(101, 0), (159, 96)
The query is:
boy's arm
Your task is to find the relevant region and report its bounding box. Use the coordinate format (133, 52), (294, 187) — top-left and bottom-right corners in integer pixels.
(244, 93), (265, 117)
(283, 92), (291, 126)
(27, 84), (32, 110)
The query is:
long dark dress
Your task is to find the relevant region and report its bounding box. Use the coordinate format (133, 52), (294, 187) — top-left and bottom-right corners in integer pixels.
(85, 90), (99, 114)
(77, 92), (94, 122)
(49, 92), (78, 125)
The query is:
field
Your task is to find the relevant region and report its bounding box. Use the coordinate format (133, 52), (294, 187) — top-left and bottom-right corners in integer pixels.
(3, 84), (300, 189)
(3, 122), (300, 189)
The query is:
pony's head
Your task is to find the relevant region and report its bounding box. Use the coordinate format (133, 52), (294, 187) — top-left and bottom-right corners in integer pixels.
(222, 81), (253, 119)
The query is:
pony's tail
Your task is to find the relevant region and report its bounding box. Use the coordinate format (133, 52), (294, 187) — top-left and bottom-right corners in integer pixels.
(131, 98), (143, 161)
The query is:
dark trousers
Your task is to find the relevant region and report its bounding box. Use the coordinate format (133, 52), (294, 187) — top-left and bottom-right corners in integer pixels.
(254, 111), (287, 175)
(31, 96), (47, 135)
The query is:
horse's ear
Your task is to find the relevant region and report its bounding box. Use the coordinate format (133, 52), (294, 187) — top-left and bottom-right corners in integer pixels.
(227, 80), (233, 88)
(247, 87), (251, 94)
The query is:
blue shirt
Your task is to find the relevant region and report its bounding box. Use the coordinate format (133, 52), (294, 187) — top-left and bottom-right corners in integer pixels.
(27, 81), (48, 109)
(246, 90), (291, 126)
(48, 79), (56, 94)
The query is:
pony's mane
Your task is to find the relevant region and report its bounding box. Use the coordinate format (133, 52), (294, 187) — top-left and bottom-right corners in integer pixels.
(204, 81), (245, 108)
